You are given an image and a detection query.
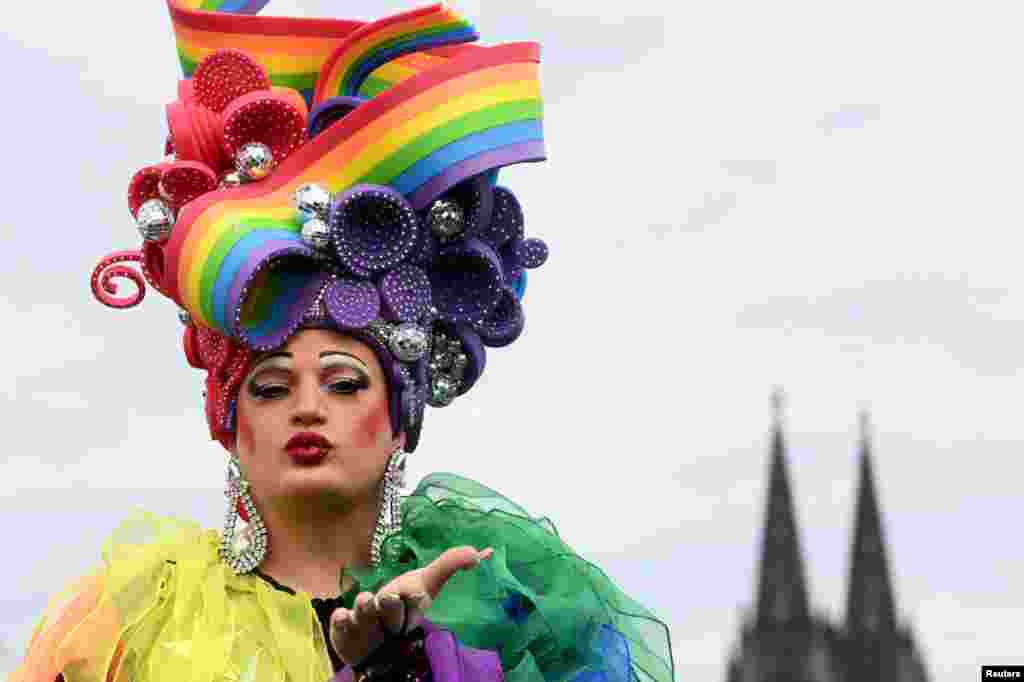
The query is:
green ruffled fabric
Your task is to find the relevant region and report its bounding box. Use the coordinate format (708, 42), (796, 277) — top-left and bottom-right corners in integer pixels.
(346, 474), (675, 682)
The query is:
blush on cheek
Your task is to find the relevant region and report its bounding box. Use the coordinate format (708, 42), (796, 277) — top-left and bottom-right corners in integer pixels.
(355, 400), (392, 448)
(236, 407), (255, 454)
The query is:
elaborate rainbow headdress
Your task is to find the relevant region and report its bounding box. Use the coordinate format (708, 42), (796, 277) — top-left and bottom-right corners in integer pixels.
(92, 0), (548, 452)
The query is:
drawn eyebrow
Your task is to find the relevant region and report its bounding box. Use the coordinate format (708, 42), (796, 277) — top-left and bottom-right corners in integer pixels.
(247, 353), (293, 376)
(257, 351), (292, 362)
(320, 351), (370, 371)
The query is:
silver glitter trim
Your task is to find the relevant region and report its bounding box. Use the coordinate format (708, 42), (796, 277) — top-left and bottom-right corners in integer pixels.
(370, 448), (406, 566)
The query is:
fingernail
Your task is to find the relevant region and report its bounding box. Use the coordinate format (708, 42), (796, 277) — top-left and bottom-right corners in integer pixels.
(409, 591), (429, 601)
(480, 548), (494, 561)
(376, 593), (400, 610)
(335, 611), (350, 628)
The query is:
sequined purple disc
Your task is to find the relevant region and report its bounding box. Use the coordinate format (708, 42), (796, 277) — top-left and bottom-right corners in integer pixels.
(429, 239), (504, 323)
(498, 240), (522, 284)
(473, 286), (525, 348)
(515, 237), (549, 269)
(330, 184), (420, 277)
(414, 233), (440, 267)
(474, 186), (524, 249)
(323, 277), (381, 329)
(379, 264), (432, 322)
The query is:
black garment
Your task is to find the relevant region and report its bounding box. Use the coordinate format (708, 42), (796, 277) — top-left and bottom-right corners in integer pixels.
(251, 570), (433, 682)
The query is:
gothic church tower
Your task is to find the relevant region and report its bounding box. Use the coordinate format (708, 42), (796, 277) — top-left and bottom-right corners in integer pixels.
(725, 394), (929, 682)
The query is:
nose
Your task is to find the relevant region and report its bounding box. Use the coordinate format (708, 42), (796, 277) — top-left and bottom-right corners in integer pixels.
(290, 378), (327, 427)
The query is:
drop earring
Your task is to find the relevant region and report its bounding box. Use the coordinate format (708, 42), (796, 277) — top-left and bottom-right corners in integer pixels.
(220, 454), (268, 574)
(370, 448), (406, 566)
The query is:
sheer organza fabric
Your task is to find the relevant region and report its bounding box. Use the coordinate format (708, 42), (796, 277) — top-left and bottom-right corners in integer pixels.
(13, 474), (673, 682)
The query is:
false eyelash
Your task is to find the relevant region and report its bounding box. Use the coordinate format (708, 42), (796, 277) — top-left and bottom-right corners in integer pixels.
(326, 378), (369, 395)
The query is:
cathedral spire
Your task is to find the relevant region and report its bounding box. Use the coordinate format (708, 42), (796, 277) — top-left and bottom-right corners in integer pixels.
(844, 408), (898, 634)
(754, 388), (811, 628)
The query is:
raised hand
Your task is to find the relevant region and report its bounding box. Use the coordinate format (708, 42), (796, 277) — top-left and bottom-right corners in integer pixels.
(330, 545), (493, 666)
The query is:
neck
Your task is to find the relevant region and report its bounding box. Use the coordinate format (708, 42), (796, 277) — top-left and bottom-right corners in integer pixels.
(256, 493), (378, 599)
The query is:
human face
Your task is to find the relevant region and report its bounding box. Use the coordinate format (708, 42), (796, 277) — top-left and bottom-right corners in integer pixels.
(235, 328), (403, 510)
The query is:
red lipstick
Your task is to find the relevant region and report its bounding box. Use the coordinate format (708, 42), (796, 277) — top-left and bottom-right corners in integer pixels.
(285, 432), (332, 465)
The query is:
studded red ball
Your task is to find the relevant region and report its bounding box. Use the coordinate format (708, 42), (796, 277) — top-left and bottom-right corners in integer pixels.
(192, 49), (271, 114)
(159, 161), (218, 209)
(223, 92), (307, 164)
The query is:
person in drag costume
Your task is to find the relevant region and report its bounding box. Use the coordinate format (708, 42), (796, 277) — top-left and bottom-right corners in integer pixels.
(12, 2), (674, 682)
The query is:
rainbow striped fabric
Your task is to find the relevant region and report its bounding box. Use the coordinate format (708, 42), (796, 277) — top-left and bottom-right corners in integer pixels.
(176, 0), (270, 13)
(167, 0), (480, 106)
(314, 4), (477, 102)
(160, 1), (545, 346)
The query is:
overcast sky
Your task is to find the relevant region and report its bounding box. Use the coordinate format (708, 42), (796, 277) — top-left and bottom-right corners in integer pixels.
(2, 1), (1023, 680)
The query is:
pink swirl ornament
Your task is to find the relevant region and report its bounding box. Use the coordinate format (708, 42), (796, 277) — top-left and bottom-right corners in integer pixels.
(91, 250), (147, 309)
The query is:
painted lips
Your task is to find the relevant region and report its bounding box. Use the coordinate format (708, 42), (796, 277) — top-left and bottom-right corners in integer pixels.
(285, 432), (332, 464)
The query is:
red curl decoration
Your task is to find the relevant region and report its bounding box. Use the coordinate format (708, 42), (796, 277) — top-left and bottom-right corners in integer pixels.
(91, 250), (147, 309)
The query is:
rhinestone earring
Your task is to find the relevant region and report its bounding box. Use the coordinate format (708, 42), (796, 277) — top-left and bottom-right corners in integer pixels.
(370, 448), (407, 566)
(220, 454), (268, 574)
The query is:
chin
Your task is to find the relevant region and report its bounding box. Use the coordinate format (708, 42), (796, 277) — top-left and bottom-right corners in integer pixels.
(279, 460), (366, 501)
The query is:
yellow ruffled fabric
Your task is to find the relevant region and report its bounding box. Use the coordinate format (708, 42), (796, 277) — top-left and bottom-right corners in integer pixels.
(11, 513), (334, 682)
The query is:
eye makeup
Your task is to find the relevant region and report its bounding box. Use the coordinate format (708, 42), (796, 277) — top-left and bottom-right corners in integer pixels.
(320, 353), (371, 395)
(245, 355), (293, 400)
(244, 350), (372, 400)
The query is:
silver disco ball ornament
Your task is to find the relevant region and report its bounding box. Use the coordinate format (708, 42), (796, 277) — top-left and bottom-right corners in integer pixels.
(220, 171), (245, 188)
(300, 217), (332, 252)
(291, 183), (332, 223)
(426, 199), (465, 239)
(430, 375), (459, 406)
(389, 322), (430, 362)
(234, 142), (275, 181)
(178, 309), (192, 326)
(135, 198), (175, 243)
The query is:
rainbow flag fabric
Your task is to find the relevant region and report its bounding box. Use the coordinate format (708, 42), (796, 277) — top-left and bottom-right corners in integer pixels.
(168, 0), (482, 107)
(160, 1), (545, 347)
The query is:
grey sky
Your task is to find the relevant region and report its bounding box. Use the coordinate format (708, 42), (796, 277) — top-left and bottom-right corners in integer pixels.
(2, 1), (1022, 680)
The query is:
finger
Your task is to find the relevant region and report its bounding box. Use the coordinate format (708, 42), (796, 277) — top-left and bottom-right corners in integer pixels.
(407, 591), (433, 612)
(352, 591), (380, 631)
(329, 608), (352, 654)
(419, 546), (491, 598)
(398, 592), (431, 632)
(375, 592), (406, 634)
